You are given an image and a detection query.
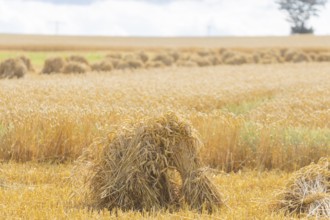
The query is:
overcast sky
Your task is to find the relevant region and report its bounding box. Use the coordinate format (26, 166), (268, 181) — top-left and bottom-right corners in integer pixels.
(0, 0), (329, 36)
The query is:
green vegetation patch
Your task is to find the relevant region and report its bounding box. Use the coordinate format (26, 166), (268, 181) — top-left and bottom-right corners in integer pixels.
(223, 96), (273, 115)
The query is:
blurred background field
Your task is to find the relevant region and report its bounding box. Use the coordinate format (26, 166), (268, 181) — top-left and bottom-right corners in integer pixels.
(1, 34), (330, 50)
(1, 35), (330, 70)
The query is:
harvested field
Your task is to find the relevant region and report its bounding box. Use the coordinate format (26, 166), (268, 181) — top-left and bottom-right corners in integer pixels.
(0, 35), (330, 219)
(3, 47), (330, 75)
(0, 163), (290, 219)
(44, 48), (330, 73)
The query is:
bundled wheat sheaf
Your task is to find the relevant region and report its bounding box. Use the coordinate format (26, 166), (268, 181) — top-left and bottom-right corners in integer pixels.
(42, 55), (90, 74)
(275, 157), (330, 218)
(91, 61), (113, 72)
(0, 56), (33, 79)
(37, 48), (330, 75)
(62, 62), (90, 74)
(42, 57), (66, 74)
(18, 56), (34, 72)
(75, 113), (222, 213)
(66, 55), (89, 65)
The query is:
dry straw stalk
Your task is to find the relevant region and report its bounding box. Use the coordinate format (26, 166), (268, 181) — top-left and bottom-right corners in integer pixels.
(274, 157), (330, 218)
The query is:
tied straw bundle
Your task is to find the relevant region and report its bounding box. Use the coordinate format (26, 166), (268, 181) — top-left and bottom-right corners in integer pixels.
(74, 113), (222, 213)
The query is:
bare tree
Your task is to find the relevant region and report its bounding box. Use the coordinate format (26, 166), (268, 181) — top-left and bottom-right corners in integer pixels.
(277, 0), (328, 34)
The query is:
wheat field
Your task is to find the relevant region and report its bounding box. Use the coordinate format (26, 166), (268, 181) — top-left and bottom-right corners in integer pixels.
(0, 35), (330, 219)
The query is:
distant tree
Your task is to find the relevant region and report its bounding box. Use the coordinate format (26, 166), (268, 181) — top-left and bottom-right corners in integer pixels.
(277, 0), (328, 34)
